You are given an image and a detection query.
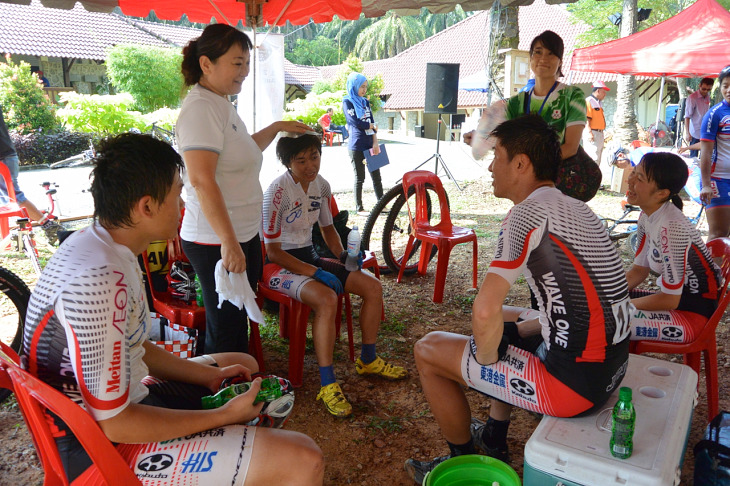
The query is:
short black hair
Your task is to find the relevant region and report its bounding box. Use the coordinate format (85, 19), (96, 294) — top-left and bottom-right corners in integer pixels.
(530, 30), (565, 78)
(700, 77), (714, 87)
(639, 152), (688, 210)
(91, 133), (183, 229)
(490, 115), (562, 182)
(276, 134), (322, 168)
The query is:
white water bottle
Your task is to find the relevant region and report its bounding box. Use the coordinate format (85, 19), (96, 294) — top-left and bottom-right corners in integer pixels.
(345, 226), (361, 271)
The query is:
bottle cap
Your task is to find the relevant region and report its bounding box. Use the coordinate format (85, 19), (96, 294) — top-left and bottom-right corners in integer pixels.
(618, 386), (632, 401)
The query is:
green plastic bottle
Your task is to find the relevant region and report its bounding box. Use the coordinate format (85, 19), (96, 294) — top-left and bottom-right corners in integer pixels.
(201, 377), (283, 409)
(194, 274), (204, 307)
(610, 386), (636, 459)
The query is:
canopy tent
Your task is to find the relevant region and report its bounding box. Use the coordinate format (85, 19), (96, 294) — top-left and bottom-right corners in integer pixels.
(459, 69), (490, 92)
(0, 0), (586, 25)
(570, 0), (730, 130)
(0, 0), (493, 25)
(570, 0), (730, 78)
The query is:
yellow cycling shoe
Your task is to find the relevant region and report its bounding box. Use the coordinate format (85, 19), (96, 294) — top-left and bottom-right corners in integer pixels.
(355, 356), (408, 380)
(316, 383), (352, 418)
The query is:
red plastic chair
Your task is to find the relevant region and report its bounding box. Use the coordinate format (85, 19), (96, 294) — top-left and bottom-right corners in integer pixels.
(322, 130), (336, 146)
(396, 171), (478, 303)
(629, 237), (730, 422)
(0, 161), (30, 241)
(141, 237), (265, 370)
(0, 341), (142, 485)
(258, 245), (355, 388)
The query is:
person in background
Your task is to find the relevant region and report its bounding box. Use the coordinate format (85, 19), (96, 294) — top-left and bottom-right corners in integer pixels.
(585, 80), (610, 166)
(684, 77), (713, 158)
(0, 104), (62, 244)
(464, 30), (586, 162)
(343, 72), (383, 215)
(699, 65), (730, 242)
(36, 70), (50, 87)
(22, 133), (324, 485)
(318, 108), (349, 141)
(176, 24), (308, 354)
(262, 134), (407, 418)
(624, 152), (720, 344)
(405, 116), (632, 484)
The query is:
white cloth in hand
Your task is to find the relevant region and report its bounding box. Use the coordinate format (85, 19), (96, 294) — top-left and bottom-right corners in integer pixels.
(471, 99), (507, 160)
(214, 260), (265, 324)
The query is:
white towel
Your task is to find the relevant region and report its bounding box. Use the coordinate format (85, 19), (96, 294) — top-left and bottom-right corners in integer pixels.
(214, 260), (265, 324)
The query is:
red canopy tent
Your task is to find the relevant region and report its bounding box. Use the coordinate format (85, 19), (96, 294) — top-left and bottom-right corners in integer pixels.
(0, 0), (497, 25)
(570, 0), (730, 78)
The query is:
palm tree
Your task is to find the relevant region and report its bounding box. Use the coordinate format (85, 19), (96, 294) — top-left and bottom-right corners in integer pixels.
(354, 12), (426, 60)
(419, 6), (470, 36)
(321, 17), (375, 56)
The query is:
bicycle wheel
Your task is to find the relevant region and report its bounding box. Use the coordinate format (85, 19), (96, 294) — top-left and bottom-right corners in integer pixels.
(0, 267), (31, 402)
(381, 185), (441, 275)
(361, 185), (406, 275)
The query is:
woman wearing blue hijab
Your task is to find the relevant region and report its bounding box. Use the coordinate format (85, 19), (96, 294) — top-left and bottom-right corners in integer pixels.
(343, 72), (383, 214)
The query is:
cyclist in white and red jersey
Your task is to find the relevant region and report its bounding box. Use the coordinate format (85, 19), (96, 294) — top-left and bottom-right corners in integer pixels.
(261, 133), (407, 418)
(22, 134), (323, 485)
(699, 65), (730, 241)
(405, 115), (633, 484)
(626, 152), (721, 344)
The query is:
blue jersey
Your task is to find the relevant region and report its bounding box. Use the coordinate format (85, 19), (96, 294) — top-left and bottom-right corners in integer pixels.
(700, 100), (730, 179)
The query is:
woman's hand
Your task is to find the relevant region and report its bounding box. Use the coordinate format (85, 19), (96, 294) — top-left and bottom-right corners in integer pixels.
(279, 120), (310, 134)
(221, 241), (247, 273)
(371, 144), (381, 156)
(463, 130), (474, 146)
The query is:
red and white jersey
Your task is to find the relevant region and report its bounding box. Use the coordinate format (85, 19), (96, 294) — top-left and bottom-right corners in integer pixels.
(634, 201), (720, 300)
(488, 187), (633, 362)
(23, 224), (150, 422)
(261, 172), (333, 251)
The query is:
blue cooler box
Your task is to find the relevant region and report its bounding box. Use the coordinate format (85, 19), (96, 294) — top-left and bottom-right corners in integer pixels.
(523, 354), (697, 486)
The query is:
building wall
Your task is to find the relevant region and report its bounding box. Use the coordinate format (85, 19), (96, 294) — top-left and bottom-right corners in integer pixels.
(11, 55), (108, 93)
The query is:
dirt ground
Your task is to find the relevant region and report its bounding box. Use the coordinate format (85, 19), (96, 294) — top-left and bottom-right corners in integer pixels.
(1, 176), (728, 485)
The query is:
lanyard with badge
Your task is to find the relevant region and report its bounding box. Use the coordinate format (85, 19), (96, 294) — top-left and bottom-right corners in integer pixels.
(524, 81), (559, 116)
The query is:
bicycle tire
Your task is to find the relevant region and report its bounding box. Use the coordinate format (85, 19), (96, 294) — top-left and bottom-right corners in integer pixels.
(361, 185), (407, 275)
(0, 267), (31, 403)
(381, 185), (441, 275)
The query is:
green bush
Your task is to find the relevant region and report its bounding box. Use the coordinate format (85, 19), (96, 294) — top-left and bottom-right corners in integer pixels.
(56, 92), (145, 135)
(312, 54), (385, 114)
(11, 129), (93, 166)
(105, 45), (184, 112)
(0, 55), (58, 134)
(283, 91), (346, 126)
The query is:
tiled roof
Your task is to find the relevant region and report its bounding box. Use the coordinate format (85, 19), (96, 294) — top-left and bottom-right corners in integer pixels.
(0, 1), (179, 60)
(284, 59), (323, 87)
(125, 18), (202, 48)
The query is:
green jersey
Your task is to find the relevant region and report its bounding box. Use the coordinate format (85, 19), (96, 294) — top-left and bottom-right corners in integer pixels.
(505, 83), (586, 142)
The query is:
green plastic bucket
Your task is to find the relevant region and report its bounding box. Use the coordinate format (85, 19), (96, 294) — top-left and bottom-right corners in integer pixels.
(423, 455), (521, 486)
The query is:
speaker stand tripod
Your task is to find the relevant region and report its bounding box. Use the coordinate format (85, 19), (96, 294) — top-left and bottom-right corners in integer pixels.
(412, 113), (462, 191)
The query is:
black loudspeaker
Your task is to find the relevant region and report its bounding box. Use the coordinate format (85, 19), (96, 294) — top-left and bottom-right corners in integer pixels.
(424, 63), (460, 115)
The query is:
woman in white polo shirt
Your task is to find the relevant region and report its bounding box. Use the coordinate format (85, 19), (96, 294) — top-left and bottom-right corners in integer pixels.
(177, 24), (308, 354)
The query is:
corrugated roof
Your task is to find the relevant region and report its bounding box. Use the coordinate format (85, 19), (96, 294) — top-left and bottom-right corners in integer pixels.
(0, 1), (178, 60)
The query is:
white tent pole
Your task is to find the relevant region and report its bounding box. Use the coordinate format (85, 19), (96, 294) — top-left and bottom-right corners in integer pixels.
(252, 27), (257, 132)
(655, 76), (665, 127)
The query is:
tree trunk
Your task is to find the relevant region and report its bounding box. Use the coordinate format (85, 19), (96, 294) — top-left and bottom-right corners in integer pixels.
(612, 0), (638, 147)
(487, 1), (519, 103)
